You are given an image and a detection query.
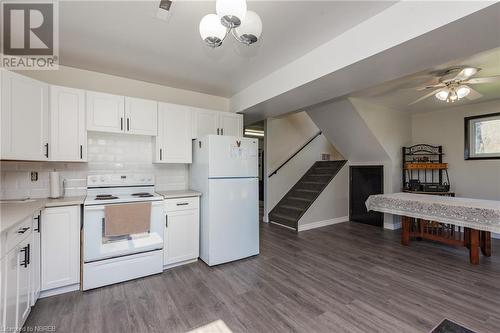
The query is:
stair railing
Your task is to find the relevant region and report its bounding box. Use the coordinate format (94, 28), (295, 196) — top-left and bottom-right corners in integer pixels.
(268, 131), (322, 178)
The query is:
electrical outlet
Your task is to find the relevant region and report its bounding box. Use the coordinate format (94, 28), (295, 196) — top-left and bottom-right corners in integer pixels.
(31, 171), (38, 182)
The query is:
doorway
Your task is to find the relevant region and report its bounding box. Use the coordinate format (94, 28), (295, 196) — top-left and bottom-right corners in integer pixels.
(349, 165), (383, 227)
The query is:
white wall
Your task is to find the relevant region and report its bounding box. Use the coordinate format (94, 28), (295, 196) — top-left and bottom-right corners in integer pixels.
(412, 99), (500, 200)
(19, 65), (229, 112)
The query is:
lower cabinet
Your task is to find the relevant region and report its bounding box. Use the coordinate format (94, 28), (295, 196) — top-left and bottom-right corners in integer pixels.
(41, 206), (80, 293)
(163, 197), (200, 267)
(1, 222), (32, 332)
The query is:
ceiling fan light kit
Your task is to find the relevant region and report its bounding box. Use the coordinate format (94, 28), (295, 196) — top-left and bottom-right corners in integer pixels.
(199, 0), (262, 48)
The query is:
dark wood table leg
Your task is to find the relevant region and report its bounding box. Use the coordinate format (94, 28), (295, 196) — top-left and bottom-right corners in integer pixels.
(480, 231), (491, 257)
(464, 228), (470, 249)
(469, 228), (479, 265)
(401, 216), (410, 246)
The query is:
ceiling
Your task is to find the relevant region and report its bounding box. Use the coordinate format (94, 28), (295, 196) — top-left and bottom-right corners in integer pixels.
(58, 1), (395, 97)
(350, 47), (500, 113)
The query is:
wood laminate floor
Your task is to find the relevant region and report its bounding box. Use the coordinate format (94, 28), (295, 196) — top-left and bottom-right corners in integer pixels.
(26, 222), (500, 333)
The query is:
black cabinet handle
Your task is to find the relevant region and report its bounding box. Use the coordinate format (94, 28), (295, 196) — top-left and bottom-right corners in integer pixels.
(80, 145), (83, 159)
(34, 215), (40, 232)
(17, 227), (30, 234)
(165, 214), (168, 228)
(120, 118), (123, 130)
(27, 243), (30, 265)
(127, 118), (130, 131)
(45, 143), (49, 158)
(159, 149), (162, 161)
(176, 202), (189, 206)
(217, 128), (220, 135)
(221, 128), (224, 135)
(20, 246), (28, 268)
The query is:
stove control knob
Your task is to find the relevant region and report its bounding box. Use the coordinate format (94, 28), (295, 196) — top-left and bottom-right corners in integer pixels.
(90, 176), (97, 183)
(100, 176), (106, 182)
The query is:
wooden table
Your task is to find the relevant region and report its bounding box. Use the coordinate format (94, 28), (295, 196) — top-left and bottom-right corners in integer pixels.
(366, 193), (499, 265)
(400, 216), (491, 264)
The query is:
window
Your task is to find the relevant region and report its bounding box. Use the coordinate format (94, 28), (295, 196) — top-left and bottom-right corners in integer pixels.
(465, 112), (500, 160)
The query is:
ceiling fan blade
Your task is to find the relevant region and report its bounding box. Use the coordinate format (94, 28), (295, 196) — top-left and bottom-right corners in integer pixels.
(465, 88), (483, 101)
(453, 67), (480, 81)
(464, 75), (500, 84)
(408, 89), (442, 105)
(415, 83), (446, 91)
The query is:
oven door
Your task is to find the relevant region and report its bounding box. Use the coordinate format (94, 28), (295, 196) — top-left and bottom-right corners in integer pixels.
(83, 201), (164, 262)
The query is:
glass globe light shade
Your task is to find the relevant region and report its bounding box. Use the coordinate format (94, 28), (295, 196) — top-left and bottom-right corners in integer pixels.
(199, 14), (226, 48)
(448, 89), (458, 102)
(216, 0), (247, 28)
(435, 90), (449, 101)
(456, 85), (471, 99)
(235, 10), (262, 45)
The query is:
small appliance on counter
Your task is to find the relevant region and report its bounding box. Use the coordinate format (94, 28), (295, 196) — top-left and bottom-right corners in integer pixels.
(49, 171), (61, 198)
(191, 135), (259, 266)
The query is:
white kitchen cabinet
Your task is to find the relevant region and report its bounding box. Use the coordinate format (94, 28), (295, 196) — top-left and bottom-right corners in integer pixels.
(155, 103), (192, 163)
(163, 197), (200, 267)
(86, 91), (125, 133)
(193, 108), (219, 138)
(50, 85), (87, 161)
(219, 112), (243, 137)
(1, 70), (49, 161)
(125, 97), (158, 136)
(192, 108), (243, 138)
(2, 233), (31, 331)
(30, 211), (41, 306)
(41, 206), (80, 293)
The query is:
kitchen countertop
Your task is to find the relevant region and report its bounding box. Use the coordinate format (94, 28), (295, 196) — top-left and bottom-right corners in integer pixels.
(0, 196), (85, 234)
(156, 190), (202, 199)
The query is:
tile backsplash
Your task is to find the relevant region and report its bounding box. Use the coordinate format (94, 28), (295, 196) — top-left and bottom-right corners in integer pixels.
(0, 132), (189, 199)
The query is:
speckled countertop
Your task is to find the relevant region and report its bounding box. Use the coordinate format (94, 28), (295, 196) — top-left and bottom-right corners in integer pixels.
(156, 190), (202, 199)
(0, 196), (85, 234)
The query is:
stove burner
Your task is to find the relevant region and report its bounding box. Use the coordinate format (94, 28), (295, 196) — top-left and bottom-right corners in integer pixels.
(95, 195), (119, 200)
(132, 192), (154, 198)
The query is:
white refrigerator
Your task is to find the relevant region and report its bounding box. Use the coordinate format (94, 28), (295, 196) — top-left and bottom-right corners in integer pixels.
(190, 135), (259, 266)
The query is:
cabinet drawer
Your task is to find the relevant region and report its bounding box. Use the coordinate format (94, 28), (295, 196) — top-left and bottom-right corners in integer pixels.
(165, 197), (199, 212)
(2, 216), (32, 258)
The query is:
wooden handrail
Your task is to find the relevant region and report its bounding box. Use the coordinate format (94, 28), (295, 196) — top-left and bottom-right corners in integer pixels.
(268, 131), (322, 178)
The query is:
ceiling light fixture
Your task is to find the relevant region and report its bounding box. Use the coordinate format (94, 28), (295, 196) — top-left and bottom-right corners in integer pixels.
(199, 0), (262, 48)
(435, 84), (471, 103)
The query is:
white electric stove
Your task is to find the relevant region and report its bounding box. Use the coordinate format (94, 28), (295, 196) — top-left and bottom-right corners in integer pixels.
(83, 174), (164, 290)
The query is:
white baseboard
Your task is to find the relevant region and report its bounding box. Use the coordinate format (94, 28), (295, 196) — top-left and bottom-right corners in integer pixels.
(384, 221), (401, 230)
(163, 258), (198, 270)
(298, 216), (349, 232)
(39, 283), (80, 298)
(270, 221), (296, 231)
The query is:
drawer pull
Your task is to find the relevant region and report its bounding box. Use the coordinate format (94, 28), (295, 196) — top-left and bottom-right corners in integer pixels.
(17, 227), (30, 234)
(176, 202), (189, 206)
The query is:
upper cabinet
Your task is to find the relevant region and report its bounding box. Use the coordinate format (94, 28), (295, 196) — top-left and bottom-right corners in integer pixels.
(1, 70), (49, 161)
(86, 91), (125, 133)
(219, 112), (243, 137)
(124, 97), (158, 136)
(49, 86), (87, 161)
(155, 103), (192, 163)
(86, 92), (157, 136)
(192, 108), (243, 139)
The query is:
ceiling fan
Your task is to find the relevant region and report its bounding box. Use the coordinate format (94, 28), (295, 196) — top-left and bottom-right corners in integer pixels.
(409, 67), (500, 105)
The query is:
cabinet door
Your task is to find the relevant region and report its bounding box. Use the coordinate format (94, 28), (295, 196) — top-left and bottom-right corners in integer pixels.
(31, 213), (41, 306)
(3, 249), (17, 331)
(17, 238), (31, 328)
(1, 70), (49, 160)
(156, 103), (192, 163)
(193, 108), (219, 138)
(124, 97), (158, 136)
(164, 209), (199, 265)
(86, 91), (125, 133)
(41, 206), (80, 291)
(219, 113), (243, 137)
(50, 85), (87, 161)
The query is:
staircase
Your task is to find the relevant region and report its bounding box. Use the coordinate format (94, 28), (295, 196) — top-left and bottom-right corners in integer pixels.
(269, 160), (347, 231)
